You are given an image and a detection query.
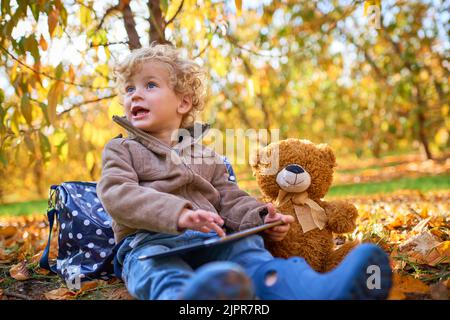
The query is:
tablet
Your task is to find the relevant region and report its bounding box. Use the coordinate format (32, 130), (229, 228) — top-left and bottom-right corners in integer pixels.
(138, 220), (284, 260)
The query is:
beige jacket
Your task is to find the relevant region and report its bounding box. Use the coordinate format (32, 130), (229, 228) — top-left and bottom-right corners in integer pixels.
(97, 116), (268, 243)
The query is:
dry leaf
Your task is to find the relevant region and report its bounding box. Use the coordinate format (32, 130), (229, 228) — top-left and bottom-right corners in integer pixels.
(0, 226), (18, 238)
(77, 280), (100, 294)
(0, 248), (13, 264)
(398, 230), (440, 257)
(411, 217), (432, 234)
(9, 261), (31, 281)
(429, 282), (449, 300)
(106, 287), (134, 300)
(388, 273), (429, 300)
(44, 288), (76, 300)
(425, 241), (450, 266)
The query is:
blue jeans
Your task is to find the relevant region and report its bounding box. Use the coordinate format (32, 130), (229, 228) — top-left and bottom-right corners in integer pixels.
(115, 230), (273, 300)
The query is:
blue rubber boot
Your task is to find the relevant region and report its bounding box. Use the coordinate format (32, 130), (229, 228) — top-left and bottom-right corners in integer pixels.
(181, 262), (255, 300)
(253, 243), (392, 300)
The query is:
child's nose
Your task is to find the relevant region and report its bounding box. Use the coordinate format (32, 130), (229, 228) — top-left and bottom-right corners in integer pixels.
(131, 87), (144, 100)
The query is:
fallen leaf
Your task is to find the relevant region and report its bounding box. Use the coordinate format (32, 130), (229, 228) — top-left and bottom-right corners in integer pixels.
(398, 230), (441, 258)
(388, 273), (429, 300)
(0, 288), (7, 300)
(429, 282), (449, 300)
(76, 280), (100, 295)
(0, 248), (13, 264)
(34, 267), (50, 275)
(425, 241), (450, 266)
(106, 287), (134, 300)
(9, 261), (31, 281)
(411, 217), (432, 234)
(44, 288), (76, 300)
(0, 225), (18, 238)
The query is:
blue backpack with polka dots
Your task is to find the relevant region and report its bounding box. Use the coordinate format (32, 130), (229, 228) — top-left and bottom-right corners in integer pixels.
(40, 182), (116, 289)
(39, 158), (237, 289)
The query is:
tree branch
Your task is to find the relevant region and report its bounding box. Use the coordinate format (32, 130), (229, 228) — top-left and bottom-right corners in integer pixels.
(165, 0), (184, 26)
(57, 94), (117, 116)
(0, 45), (114, 90)
(96, 5), (120, 31)
(90, 41), (129, 48)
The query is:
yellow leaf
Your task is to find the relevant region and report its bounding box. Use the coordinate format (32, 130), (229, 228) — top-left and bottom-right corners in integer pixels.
(47, 81), (64, 124)
(364, 0), (381, 16)
(108, 97), (124, 119)
(86, 151), (95, 171)
(235, 0), (242, 14)
(78, 5), (92, 28)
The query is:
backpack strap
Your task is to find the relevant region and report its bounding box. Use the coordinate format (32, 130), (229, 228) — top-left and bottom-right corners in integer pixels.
(39, 185), (59, 273)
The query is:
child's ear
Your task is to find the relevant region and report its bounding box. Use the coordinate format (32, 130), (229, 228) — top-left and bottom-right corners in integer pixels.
(177, 95), (193, 115)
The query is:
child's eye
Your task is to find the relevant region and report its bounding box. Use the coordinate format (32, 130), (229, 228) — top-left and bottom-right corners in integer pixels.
(146, 82), (157, 89)
(125, 86), (135, 93)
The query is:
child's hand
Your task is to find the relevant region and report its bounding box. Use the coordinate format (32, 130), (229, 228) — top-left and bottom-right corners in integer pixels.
(178, 208), (226, 237)
(263, 203), (294, 241)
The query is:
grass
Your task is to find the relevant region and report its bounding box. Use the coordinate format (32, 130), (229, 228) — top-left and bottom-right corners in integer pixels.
(1, 174), (449, 217)
(336, 160), (405, 174)
(0, 200), (48, 217)
(328, 174), (450, 197)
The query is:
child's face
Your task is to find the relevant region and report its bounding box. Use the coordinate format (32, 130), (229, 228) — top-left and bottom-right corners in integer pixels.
(123, 60), (191, 136)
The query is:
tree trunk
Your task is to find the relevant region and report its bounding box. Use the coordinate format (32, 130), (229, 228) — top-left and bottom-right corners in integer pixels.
(415, 85), (433, 160)
(148, 0), (167, 44)
(121, 1), (141, 49)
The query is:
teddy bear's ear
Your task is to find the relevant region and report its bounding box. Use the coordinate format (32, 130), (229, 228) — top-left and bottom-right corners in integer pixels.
(318, 143), (337, 167)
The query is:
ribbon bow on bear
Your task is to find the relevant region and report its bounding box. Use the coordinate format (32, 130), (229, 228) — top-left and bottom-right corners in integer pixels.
(274, 190), (328, 233)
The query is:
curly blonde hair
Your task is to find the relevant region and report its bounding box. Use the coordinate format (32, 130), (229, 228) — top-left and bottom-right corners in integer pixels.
(114, 43), (207, 128)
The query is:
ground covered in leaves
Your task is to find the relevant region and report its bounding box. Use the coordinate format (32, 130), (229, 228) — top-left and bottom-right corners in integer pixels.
(0, 190), (448, 300)
(0, 153), (449, 300)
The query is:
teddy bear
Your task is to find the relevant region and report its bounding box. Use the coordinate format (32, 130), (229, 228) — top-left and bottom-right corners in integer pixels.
(251, 138), (359, 273)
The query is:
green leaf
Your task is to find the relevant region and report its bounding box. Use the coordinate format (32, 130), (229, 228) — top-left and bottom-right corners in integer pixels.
(39, 131), (51, 160)
(16, 0), (28, 15)
(60, 6), (68, 27)
(20, 94), (33, 125)
(39, 102), (50, 126)
(160, 0), (168, 14)
(24, 133), (35, 154)
(1, 0), (11, 16)
(0, 150), (7, 167)
(24, 35), (40, 63)
(55, 63), (64, 80)
(29, 2), (40, 22)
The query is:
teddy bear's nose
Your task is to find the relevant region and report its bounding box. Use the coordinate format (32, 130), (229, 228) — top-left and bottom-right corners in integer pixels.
(286, 164), (304, 174)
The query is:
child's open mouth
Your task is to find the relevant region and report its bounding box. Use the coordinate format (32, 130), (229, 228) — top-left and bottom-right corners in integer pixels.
(131, 106), (150, 119)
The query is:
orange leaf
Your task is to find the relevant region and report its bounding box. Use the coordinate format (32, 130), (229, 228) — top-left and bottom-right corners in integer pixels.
(9, 261), (31, 281)
(47, 9), (59, 38)
(0, 226), (18, 238)
(39, 35), (48, 51)
(44, 288), (76, 300)
(388, 273), (429, 300)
